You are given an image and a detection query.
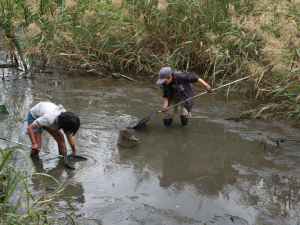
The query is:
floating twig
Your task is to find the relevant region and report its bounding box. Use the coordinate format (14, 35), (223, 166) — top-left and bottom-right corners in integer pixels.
(112, 73), (137, 82)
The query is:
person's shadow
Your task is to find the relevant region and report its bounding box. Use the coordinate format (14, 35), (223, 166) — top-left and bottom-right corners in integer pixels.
(31, 157), (85, 204)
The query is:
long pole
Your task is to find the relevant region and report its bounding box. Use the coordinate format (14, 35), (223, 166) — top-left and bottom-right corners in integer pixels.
(164, 75), (251, 111)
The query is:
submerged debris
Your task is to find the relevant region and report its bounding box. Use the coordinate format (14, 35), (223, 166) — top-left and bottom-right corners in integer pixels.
(118, 128), (139, 148)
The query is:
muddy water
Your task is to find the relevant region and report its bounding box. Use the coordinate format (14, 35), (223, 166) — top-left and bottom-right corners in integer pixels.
(1, 71), (300, 225)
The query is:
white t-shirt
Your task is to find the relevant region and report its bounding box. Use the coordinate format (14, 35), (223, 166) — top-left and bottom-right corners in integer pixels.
(30, 102), (66, 128)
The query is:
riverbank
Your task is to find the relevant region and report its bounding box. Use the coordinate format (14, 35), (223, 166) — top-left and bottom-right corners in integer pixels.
(0, 0), (299, 122)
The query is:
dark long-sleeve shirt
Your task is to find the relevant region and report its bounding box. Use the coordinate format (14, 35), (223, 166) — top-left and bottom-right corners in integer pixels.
(161, 72), (199, 111)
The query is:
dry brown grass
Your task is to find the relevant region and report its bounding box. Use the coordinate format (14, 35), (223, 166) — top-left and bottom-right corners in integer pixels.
(25, 0), (39, 13)
(25, 22), (41, 38)
(25, 46), (41, 56)
(61, 32), (74, 44)
(82, 10), (97, 24)
(158, 0), (168, 11)
(231, 0), (300, 76)
(112, 0), (123, 8)
(65, 0), (77, 9)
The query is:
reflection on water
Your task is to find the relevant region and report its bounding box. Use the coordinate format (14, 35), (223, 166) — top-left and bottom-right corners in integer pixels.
(31, 157), (85, 207)
(1, 70), (300, 225)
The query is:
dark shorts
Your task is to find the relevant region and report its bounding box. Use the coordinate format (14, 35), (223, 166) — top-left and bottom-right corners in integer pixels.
(27, 112), (43, 134)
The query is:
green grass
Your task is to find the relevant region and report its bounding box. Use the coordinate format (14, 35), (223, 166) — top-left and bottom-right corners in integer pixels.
(2, 0), (253, 77)
(0, 148), (71, 225)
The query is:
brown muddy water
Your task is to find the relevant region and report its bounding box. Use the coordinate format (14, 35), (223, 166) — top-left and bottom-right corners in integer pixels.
(1, 68), (300, 225)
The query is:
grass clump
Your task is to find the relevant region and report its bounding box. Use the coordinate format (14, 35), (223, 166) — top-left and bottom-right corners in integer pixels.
(0, 148), (71, 225)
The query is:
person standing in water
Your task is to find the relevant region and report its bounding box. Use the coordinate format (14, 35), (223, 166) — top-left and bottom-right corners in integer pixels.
(156, 66), (212, 127)
(27, 101), (80, 158)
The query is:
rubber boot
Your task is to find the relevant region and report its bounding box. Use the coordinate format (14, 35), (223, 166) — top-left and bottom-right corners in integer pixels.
(180, 115), (189, 126)
(163, 118), (173, 127)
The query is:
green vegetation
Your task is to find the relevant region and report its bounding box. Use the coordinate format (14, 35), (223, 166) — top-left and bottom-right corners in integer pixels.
(0, 0), (259, 74)
(0, 148), (68, 225)
(0, 0), (299, 120)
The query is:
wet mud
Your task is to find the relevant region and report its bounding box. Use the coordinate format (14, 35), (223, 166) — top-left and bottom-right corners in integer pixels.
(118, 128), (140, 148)
(1, 70), (300, 225)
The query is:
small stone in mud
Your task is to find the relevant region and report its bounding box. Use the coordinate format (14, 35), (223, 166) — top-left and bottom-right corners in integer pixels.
(118, 128), (139, 148)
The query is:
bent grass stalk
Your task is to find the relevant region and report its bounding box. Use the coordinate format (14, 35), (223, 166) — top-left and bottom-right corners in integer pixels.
(0, 148), (75, 225)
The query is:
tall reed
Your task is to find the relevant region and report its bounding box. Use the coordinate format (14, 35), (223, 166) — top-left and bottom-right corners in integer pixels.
(1, 0), (256, 77)
(1, 0), (299, 118)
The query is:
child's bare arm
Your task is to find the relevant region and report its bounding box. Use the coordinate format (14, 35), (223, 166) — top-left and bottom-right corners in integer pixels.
(66, 134), (77, 155)
(27, 124), (39, 149)
(198, 78), (212, 91)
